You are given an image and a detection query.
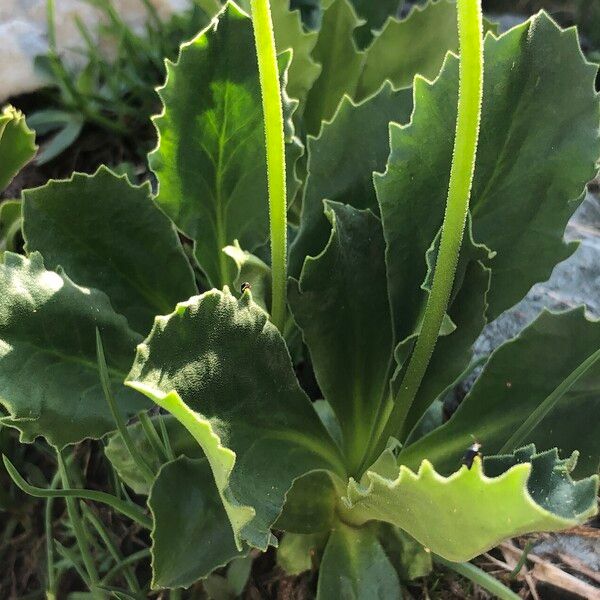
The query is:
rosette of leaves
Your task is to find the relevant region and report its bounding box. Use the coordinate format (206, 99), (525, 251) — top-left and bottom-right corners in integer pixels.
(0, 0), (599, 597)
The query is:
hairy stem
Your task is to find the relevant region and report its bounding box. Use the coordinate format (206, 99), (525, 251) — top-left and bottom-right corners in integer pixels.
(374, 0), (484, 459)
(250, 0), (288, 332)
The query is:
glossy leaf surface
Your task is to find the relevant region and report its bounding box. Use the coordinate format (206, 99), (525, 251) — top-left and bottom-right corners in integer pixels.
(289, 83), (412, 277)
(377, 13), (599, 328)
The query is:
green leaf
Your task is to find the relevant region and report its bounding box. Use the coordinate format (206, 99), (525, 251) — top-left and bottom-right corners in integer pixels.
(150, 2), (302, 288)
(289, 202), (393, 474)
(277, 531), (327, 575)
(377, 13), (600, 325)
(34, 118), (84, 166)
(354, 0), (496, 101)
(274, 470), (341, 534)
(484, 445), (597, 520)
(149, 457), (243, 588)
(289, 82), (412, 277)
(303, 0), (364, 135)
(0, 200), (22, 258)
(223, 241), (271, 313)
(126, 289), (346, 550)
(271, 0), (321, 107)
(22, 167), (197, 334)
(303, 0), (492, 135)
(350, 0), (401, 48)
(0, 252), (146, 447)
(317, 521), (401, 600)
(343, 447), (598, 562)
(400, 308), (600, 478)
(378, 525), (432, 582)
(395, 231), (492, 438)
(105, 414), (202, 495)
(0, 106), (37, 191)
(204, 555), (254, 600)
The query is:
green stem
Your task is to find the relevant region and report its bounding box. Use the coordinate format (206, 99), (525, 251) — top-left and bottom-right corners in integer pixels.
(158, 414), (175, 462)
(434, 556), (520, 600)
(45, 472), (61, 599)
(96, 330), (155, 483)
(3, 455), (152, 530)
(250, 0), (288, 332)
(82, 504), (141, 594)
(138, 411), (169, 463)
(100, 549), (151, 587)
(57, 451), (103, 600)
(374, 0), (484, 458)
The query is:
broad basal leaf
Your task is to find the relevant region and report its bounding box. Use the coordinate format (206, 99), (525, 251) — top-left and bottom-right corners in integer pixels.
(105, 414), (202, 495)
(223, 240), (271, 313)
(354, 0), (496, 101)
(23, 167), (196, 334)
(350, 0), (401, 48)
(303, 0), (364, 135)
(484, 445), (597, 521)
(343, 446), (598, 562)
(303, 0), (491, 135)
(400, 308), (600, 478)
(377, 12), (599, 328)
(378, 525), (432, 582)
(149, 456), (243, 589)
(289, 82), (412, 277)
(277, 531), (328, 575)
(126, 289), (346, 550)
(0, 252), (146, 447)
(150, 2), (302, 288)
(274, 470), (341, 534)
(317, 521), (401, 600)
(0, 106), (37, 191)
(289, 202), (393, 475)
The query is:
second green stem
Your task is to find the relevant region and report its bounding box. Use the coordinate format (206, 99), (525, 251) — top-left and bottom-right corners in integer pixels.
(250, 0), (288, 332)
(375, 0), (484, 456)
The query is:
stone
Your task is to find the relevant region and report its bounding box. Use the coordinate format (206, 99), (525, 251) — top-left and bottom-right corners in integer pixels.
(0, 0), (192, 102)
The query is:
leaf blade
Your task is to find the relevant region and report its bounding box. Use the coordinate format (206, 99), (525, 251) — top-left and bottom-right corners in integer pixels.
(0, 253), (147, 447)
(23, 167), (196, 334)
(126, 289), (346, 550)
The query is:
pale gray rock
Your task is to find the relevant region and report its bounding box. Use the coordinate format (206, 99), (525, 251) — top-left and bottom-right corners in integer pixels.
(0, 0), (192, 101)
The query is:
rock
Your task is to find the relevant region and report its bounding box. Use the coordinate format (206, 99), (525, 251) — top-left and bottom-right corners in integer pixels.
(0, 20), (49, 101)
(0, 0), (192, 102)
